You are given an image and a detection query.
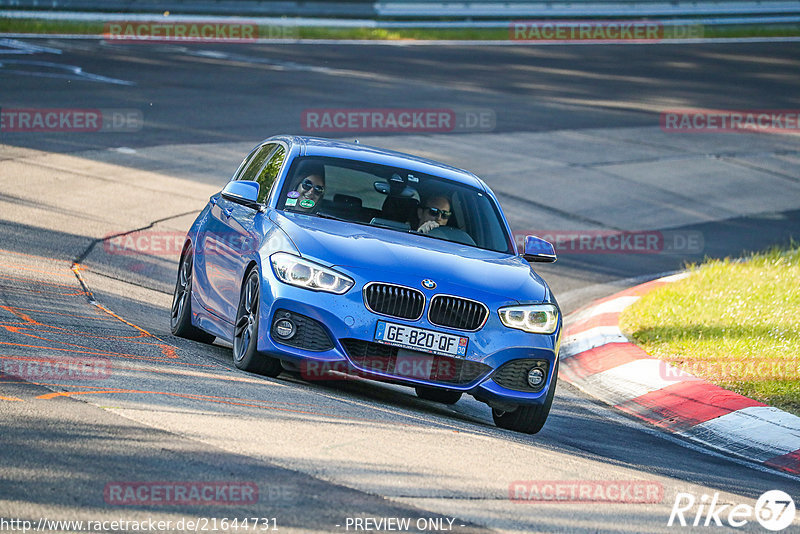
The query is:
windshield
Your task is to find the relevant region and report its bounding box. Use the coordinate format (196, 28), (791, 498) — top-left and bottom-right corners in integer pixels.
(277, 156), (513, 254)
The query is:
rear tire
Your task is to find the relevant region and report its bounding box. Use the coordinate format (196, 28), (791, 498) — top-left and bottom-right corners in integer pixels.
(170, 248), (215, 344)
(492, 360), (558, 434)
(232, 269), (282, 377)
(415, 386), (462, 405)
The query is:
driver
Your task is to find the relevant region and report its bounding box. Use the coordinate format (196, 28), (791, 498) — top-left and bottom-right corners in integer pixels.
(416, 195), (451, 233)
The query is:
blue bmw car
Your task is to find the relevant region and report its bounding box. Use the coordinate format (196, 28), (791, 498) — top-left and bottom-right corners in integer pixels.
(171, 135), (561, 433)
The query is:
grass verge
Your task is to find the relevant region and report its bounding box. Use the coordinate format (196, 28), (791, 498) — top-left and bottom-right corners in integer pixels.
(619, 245), (800, 416)
(0, 18), (799, 40)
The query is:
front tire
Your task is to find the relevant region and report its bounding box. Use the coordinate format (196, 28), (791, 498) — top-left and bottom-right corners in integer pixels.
(415, 386), (462, 404)
(232, 269), (282, 377)
(171, 248), (215, 344)
(492, 360), (558, 434)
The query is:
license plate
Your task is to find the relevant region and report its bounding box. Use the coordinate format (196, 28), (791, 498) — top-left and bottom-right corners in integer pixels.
(374, 321), (468, 358)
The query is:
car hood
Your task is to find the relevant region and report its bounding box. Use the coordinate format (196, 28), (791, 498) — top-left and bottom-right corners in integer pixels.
(270, 211), (548, 303)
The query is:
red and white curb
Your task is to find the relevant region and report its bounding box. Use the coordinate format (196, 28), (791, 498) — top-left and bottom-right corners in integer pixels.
(559, 272), (800, 475)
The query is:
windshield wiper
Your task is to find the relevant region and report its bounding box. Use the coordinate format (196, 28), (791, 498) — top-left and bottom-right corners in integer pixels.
(314, 211), (349, 222)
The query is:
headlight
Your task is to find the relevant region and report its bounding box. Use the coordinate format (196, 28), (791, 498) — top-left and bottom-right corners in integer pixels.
(498, 303), (559, 334)
(270, 252), (354, 294)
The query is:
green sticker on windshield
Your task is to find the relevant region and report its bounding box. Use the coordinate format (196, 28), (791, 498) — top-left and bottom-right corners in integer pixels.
(285, 198), (297, 207)
(299, 199), (315, 209)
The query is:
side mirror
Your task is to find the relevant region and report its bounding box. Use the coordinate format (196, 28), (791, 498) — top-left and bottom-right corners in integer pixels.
(221, 180), (261, 210)
(522, 235), (557, 263)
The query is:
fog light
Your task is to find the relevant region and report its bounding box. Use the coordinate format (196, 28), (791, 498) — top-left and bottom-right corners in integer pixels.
(274, 318), (296, 340)
(527, 367), (545, 388)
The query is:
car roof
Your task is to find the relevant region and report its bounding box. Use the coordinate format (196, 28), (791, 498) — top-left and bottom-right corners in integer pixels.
(268, 135), (486, 190)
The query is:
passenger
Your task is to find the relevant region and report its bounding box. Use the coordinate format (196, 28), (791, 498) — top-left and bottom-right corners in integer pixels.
(288, 162), (325, 213)
(416, 195), (451, 233)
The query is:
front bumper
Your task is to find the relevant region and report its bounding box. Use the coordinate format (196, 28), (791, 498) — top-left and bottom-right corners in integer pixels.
(256, 262), (560, 406)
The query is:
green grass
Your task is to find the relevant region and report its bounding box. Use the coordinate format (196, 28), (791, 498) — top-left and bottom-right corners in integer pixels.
(702, 24), (800, 39)
(296, 26), (511, 40)
(619, 245), (800, 415)
(1, 17), (798, 40)
(0, 18), (105, 35)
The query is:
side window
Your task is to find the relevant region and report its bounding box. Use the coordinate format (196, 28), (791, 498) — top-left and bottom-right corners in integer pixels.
(232, 146), (259, 180)
(256, 145), (286, 203)
(238, 144), (276, 183)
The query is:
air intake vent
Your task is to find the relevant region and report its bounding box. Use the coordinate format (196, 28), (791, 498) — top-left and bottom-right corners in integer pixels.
(363, 283), (425, 320)
(340, 339), (491, 386)
(428, 295), (488, 331)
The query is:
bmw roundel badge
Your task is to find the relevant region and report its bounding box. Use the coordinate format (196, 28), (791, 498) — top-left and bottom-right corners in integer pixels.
(421, 279), (436, 290)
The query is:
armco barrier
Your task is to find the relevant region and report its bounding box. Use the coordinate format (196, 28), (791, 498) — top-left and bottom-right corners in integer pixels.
(1, 0), (798, 18)
(0, 1), (376, 17)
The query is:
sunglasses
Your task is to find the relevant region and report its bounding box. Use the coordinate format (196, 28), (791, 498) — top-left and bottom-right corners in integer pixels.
(425, 206), (452, 219)
(301, 179), (325, 194)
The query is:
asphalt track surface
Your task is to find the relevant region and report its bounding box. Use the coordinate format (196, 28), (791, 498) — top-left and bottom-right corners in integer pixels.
(1, 38), (800, 533)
